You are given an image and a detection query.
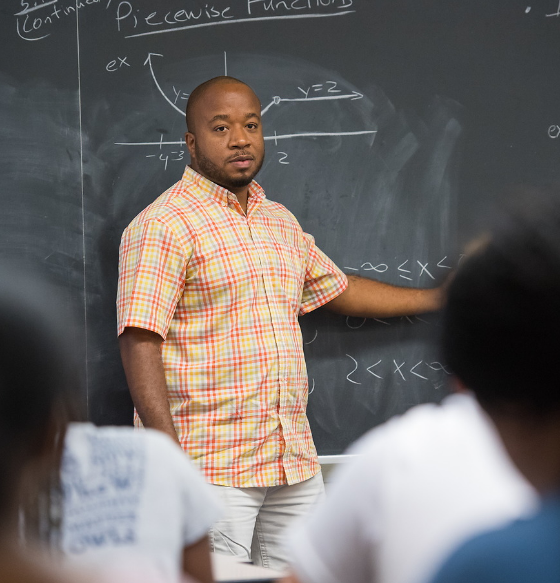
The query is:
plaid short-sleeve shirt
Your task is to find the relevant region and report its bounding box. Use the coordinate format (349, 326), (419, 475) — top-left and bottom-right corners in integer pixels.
(117, 166), (348, 487)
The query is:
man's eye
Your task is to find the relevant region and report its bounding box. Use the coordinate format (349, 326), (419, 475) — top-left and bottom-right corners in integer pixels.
(247, 123), (258, 130)
(215, 126), (227, 132)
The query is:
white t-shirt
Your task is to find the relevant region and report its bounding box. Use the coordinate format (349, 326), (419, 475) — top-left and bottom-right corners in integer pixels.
(287, 393), (538, 583)
(60, 423), (222, 583)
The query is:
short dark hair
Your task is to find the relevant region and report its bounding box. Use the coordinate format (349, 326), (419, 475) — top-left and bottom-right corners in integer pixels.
(185, 76), (252, 133)
(442, 186), (560, 415)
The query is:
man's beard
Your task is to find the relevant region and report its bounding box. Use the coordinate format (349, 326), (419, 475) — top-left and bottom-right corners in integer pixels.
(194, 146), (264, 191)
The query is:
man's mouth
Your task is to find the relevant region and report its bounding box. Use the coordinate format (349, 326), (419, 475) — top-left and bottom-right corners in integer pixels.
(229, 155), (254, 169)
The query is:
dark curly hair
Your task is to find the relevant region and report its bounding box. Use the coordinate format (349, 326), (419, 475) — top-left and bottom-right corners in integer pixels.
(442, 186), (560, 416)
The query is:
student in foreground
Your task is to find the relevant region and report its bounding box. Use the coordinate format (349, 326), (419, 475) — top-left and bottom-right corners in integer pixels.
(0, 265), (220, 583)
(280, 194), (560, 583)
(0, 267), (83, 583)
(426, 189), (560, 583)
(60, 422), (221, 583)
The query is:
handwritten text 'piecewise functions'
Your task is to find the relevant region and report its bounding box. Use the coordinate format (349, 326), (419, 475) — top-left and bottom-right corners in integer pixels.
(114, 0), (355, 38)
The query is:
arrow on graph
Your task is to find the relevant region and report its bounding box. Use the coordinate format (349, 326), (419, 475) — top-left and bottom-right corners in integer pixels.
(144, 53), (184, 116)
(144, 52), (365, 122)
(261, 91), (364, 115)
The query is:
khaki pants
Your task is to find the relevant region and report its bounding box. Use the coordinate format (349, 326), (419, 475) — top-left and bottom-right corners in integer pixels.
(209, 471), (325, 572)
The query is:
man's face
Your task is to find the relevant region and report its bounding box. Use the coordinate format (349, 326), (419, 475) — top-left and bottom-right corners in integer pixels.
(186, 83), (265, 194)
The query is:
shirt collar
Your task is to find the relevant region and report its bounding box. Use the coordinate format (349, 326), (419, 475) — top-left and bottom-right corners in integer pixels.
(181, 165), (266, 211)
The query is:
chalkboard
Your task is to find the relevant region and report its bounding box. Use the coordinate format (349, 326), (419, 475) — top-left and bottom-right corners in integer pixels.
(3, 0), (560, 454)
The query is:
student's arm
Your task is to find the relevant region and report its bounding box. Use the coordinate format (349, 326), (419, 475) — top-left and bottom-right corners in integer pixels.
(182, 535), (214, 583)
(279, 574), (302, 583)
(119, 326), (180, 446)
(324, 275), (444, 318)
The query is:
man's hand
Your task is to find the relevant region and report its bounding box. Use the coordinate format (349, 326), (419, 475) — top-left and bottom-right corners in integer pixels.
(119, 326), (180, 446)
(324, 275), (445, 318)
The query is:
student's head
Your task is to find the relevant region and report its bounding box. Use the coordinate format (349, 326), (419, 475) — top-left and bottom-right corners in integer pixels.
(442, 187), (560, 491)
(185, 76), (265, 195)
(0, 265), (80, 531)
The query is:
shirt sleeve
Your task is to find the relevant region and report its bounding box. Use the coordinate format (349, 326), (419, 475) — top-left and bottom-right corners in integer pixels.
(117, 219), (190, 338)
(299, 233), (348, 315)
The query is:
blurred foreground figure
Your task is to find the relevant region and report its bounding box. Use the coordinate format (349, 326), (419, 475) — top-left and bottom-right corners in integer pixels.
(282, 396), (536, 583)
(0, 267), (201, 583)
(59, 423), (221, 583)
(427, 190), (560, 583)
(0, 266), (80, 583)
(281, 196), (560, 583)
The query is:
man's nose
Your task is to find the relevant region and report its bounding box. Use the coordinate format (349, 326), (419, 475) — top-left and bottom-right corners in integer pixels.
(229, 126), (251, 148)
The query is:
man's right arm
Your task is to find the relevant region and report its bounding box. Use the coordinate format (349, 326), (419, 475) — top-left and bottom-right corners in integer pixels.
(119, 326), (181, 446)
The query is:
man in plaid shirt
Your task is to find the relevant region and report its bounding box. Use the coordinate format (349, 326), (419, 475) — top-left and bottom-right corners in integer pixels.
(117, 76), (443, 571)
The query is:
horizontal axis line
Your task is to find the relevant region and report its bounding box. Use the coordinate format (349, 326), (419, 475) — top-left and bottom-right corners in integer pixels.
(115, 131), (377, 147)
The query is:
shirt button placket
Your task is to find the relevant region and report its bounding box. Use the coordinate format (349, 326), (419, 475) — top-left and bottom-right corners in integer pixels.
(251, 223), (289, 469)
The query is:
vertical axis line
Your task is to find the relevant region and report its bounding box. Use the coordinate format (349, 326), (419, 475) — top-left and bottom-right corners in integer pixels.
(76, 1), (89, 417)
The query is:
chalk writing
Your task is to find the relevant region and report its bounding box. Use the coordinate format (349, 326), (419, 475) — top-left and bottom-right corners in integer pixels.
(14, 0), (356, 42)
(142, 52), (373, 133)
(304, 329), (318, 344)
(117, 130), (376, 153)
(106, 56), (130, 72)
(15, 0), (103, 42)
(260, 84), (363, 115)
(344, 256), (455, 281)
(345, 354), (360, 384)
(172, 86), (190, 105)
(115, 52), (377, 168)
(548, 124), (560, 138)
(112, 0), (355, 39)
(308, 378), (316, 394)
(366, 360), (382, 379)
(141, 134), (185, 170)
(345, 316), (367, 329)
(417, 260), (435, 280)
(546, 0), (560, 17)
(144, 53), (184, 115)
(343, 355), (451, 385)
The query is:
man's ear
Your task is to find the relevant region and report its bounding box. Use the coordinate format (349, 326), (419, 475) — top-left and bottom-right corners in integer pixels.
(185, 132), (195, 160)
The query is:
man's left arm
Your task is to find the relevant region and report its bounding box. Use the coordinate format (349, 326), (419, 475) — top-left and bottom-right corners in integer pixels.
(324, 274), (444, 318)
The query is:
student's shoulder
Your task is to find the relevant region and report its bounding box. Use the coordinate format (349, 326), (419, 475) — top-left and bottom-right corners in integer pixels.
(64, 423), (149, 457)
(350, 392), (481, 458)
(432, 500), (560, 583)
(66, 422), (142, 439)
(431, 521), (544, 583)
(324, 396), (477, 496)
(66, 425), (203, 484)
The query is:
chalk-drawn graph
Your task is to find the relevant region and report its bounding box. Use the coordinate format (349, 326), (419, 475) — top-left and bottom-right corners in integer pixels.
(114, 51), (377, 169)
